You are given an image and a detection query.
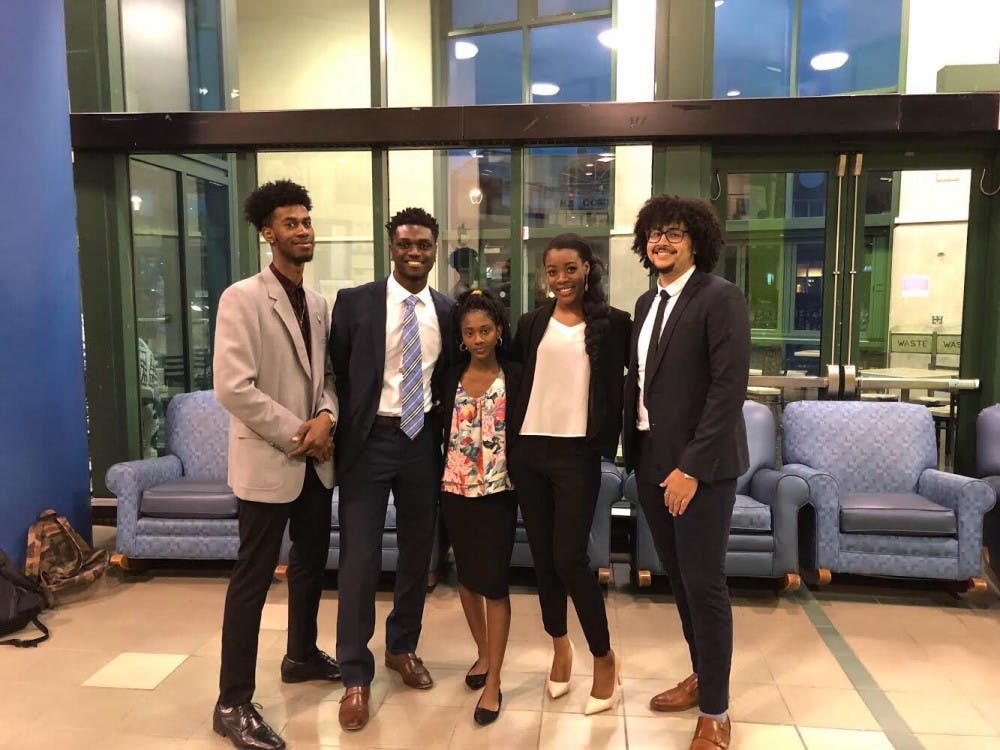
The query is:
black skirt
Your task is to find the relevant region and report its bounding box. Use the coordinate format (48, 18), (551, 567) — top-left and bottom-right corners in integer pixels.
(441, 490), (517, 599)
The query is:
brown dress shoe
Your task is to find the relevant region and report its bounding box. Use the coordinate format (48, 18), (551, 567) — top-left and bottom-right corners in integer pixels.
(384, 651), (434, 689)
(650, 673), (699, 712)
(338, 686), (371, 731)
(690, 715), (731, 749)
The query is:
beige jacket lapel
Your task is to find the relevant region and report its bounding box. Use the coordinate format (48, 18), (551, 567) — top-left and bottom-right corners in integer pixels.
(263, 267), (312, 378)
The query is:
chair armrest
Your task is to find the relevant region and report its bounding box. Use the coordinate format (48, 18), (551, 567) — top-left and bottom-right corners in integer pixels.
(105, 455), (183, 555)
(750, 469), (810, 574)
(918, 468), (996, 577)
(781, 463), (841, 570)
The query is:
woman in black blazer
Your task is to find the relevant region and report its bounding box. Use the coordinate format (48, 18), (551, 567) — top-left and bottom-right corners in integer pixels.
(508, 233), (632, 716)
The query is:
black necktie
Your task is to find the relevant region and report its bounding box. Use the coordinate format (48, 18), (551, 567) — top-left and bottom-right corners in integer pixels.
(645, 289), (671, 366)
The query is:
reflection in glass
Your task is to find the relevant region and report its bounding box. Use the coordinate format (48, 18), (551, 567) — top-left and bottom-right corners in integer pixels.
(714, 0), (793, 98)
(449, 31), (522, 105)
(538, 0), (610, 16)
(865, 171), (894, 214)
(451, 0), (517, 29)
(530, 19), (612, 103)
(793, 242), (823, 331)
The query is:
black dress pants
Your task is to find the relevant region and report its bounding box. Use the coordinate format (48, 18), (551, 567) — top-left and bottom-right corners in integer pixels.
(509, 435), (610, 657)
(635, 433), (736, 714)
(335, 422), (440, 687)
(219, 461), (332, 707)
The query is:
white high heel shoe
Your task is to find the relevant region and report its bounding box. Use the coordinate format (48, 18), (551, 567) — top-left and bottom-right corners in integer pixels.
(546, 640), (574, 699)
(584, 650), (621, 716)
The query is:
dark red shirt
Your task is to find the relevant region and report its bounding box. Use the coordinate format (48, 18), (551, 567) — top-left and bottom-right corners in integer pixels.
(269, 262), (312, 362)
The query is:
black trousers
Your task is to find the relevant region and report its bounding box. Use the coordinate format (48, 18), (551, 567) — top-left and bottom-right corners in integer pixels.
(219, 461), (332, 707)
(509, 435), (610, 657)
(635, 433), (736, 714)
(336, 422), (440, 687)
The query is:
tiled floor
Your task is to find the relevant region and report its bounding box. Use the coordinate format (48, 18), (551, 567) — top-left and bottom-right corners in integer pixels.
(2, 529), (999, 749)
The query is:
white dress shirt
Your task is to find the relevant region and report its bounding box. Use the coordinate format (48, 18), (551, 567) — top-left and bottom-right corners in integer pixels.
(520, 318), (590, 438)
(378, 274), (441, 416)
(636, 265), (696, 431)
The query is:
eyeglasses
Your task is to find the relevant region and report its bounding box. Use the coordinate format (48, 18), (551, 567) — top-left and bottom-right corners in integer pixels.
(393, 239), (436, 251)
(647, 228), (688, 244)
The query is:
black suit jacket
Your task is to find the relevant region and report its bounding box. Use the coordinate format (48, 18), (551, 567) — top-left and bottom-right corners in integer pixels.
(509, 301), (632, 460)
(623, 270), (751, 484)
(329, 278), (455, 471)
(437, 359), (524, 453)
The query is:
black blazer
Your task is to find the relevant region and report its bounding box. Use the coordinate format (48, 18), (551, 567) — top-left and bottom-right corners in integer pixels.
(329, 278), (455, 471)
(509, 301), (632, 460)
(622, 270), (751, 484)
(437, 359), (524, 453)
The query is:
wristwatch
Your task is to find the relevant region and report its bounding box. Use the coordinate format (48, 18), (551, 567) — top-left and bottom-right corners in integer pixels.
(321, 410), (336, 429)
(681, 471), (695, 481)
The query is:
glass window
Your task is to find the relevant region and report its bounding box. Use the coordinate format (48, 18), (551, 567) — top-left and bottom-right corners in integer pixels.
(792, 241), (824, 332)
(713, 0), (793, 98)
(451, 0), (517, 29)
(538, 0), (610, 16)
(530, 19), (612, 103)
(797, 0), (902, 96)
(448, 31), (523, 105)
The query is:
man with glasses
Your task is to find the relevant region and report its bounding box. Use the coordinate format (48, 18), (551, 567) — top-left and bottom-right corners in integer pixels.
(623, 195), (750, 750)
(329, 207), (455, 731)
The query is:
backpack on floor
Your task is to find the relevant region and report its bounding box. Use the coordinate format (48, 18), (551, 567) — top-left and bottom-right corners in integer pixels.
(0, 547), (49, 648)
(25, 509), (109, 605)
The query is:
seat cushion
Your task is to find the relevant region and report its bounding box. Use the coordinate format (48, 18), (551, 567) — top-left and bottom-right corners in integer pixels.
(730, 494), (771, 532)
(141, 479), (238, 519)
(840, 492), (956, 537)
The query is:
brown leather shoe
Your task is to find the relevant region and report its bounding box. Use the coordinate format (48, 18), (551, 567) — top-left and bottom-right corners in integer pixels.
(338, 686), (371, 731)
(384, 651), (434, 689)
(650, 673), (699, 712)
(690, 715), (731, 749)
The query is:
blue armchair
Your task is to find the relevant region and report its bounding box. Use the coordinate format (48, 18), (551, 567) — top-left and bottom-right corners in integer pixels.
(783, 401), (995, 588)
(509, 460), (622, 584)
(977, 404), (1000, 579)
(626, 400), (810, 591)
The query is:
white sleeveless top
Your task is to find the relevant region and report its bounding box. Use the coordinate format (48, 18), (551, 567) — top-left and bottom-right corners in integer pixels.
(520, 317), (590, 437)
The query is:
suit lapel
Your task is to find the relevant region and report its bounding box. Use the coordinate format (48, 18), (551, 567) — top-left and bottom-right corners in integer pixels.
(264, 268), (312, 378)
(306, 291), (325, 392)
(646, 270), (707, 382)
(431, 288), (452, 364)
(370, 279), (388, 380)
(632, 289), (656, 366)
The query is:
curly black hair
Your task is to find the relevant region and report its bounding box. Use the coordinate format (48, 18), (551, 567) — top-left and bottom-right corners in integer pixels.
(243, 179), (312, 232)
(452, 288), (510, 360)
(386, 206), (439, 242)
(543, 233), (610, 364)
(630, 195), (723, 273)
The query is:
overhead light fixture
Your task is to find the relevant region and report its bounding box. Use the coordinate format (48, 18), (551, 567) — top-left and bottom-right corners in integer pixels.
(130, 195), (143, 212)
(599, 152), (614, 157)
(585, 162), (594, 167)
(715, 0), (724, 6)
(468, 149), (483, 158)
(531, 82), (560, 97)
(469, 187), (484, 205)
(810, 51), (849, 71)
(585, 171), (593, 176)
(597, 156), (614, 163)
(597, 28), (619, 49)
(765, 65), (783, 73)
(454, 41), (479, 60)
(726, 89), (741, 97)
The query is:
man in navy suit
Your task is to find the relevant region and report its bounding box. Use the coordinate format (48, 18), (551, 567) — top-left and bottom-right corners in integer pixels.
(329, 207), (454, 731)
(623, 195), (750, 750)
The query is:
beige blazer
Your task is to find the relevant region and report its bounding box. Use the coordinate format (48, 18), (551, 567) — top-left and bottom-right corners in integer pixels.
(213, 267), (338, 502)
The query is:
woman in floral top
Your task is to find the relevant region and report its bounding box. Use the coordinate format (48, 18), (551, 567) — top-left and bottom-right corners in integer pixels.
(438, 289), (522, 726)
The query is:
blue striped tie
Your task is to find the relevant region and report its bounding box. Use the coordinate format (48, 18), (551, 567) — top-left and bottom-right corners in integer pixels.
(399, 295), (424, 439)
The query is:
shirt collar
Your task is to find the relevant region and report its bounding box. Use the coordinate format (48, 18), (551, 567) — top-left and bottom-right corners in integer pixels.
(658, 264), (696, 299)
(269, 262), (303, 293)
(387, 272), (433, 308)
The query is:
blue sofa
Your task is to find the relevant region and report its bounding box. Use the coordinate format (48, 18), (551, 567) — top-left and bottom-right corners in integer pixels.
(977, 404), (1000, 579)
(783, 401), (995, 587)
(626, 400), (810, 591)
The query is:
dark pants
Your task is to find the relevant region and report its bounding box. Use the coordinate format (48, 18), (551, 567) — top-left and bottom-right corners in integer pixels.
(635, 433), (736, 714)
(509, 435), (610, 657)
(336, 422), (440, 687)
(219, 461), (332, 707)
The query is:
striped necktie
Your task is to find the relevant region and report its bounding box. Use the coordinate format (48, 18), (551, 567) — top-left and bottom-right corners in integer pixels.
(399, 295), (424, 439)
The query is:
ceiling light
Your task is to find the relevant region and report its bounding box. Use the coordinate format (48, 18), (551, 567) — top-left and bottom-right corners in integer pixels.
(585, 171), (593, 176)
(726, 89), (741, 97)
(454, 41), (479, 60)
(130, 195), (143, 212)
(810, 51), (849, 71)
(598, 28), (619, 49)
(715, 0), (724, 6)
(468, 187), (484, 205)
(585, 162), (594, 167)
(531, 82), (560, 97)
(765, 65), (783, 73)
(597, 156), (613, 163)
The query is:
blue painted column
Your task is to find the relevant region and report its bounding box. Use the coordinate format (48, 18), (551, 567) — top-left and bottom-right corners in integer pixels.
(0, 0), (91, 565)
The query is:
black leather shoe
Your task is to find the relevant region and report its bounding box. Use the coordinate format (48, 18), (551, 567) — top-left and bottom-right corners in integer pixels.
(213, 702), (285, 750)
(465, 662), (488, 690)
(474, 690), (502, 726)
(280, 650), (341, 683)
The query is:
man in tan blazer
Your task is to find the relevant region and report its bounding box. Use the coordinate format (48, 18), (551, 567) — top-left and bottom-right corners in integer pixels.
(212, 180), (339, 750)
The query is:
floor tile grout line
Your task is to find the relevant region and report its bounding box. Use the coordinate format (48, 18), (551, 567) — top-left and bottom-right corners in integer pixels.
(793, 586), (924, 750)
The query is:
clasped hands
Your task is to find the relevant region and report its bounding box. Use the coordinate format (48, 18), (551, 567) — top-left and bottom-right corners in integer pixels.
(288, 415), (334, 463)
(660, 468), (698, 516)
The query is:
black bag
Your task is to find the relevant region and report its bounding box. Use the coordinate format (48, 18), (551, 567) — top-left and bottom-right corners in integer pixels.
(0, 547), (49, 647)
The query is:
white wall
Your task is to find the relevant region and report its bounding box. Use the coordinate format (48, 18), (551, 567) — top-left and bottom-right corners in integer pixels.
(121, 0), (190, 111)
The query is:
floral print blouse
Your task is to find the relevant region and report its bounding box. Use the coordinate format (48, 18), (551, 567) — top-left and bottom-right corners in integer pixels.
(441, 372), (514, 498)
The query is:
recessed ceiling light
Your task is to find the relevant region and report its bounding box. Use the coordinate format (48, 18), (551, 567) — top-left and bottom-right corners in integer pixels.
(531, 82), (560, 97)
(598, 28), (619, 49)
(810, 51), (849, 71)
(597, 156), (613, 163)
(726, 89), (741, 97)
(454, 41), (479, 60)
(585, 162), (594, 167)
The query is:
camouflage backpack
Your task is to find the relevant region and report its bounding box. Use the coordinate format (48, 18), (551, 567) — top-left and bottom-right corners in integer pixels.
(25, 510), (110, 605)
(0, 547), (49, 647)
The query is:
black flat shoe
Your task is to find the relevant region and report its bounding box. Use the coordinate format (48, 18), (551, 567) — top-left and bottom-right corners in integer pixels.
(213, 702), (286, 750)
(465, 663), (488, 690)
(280, 649), (341, 683)
(474, 690), (502, 726)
